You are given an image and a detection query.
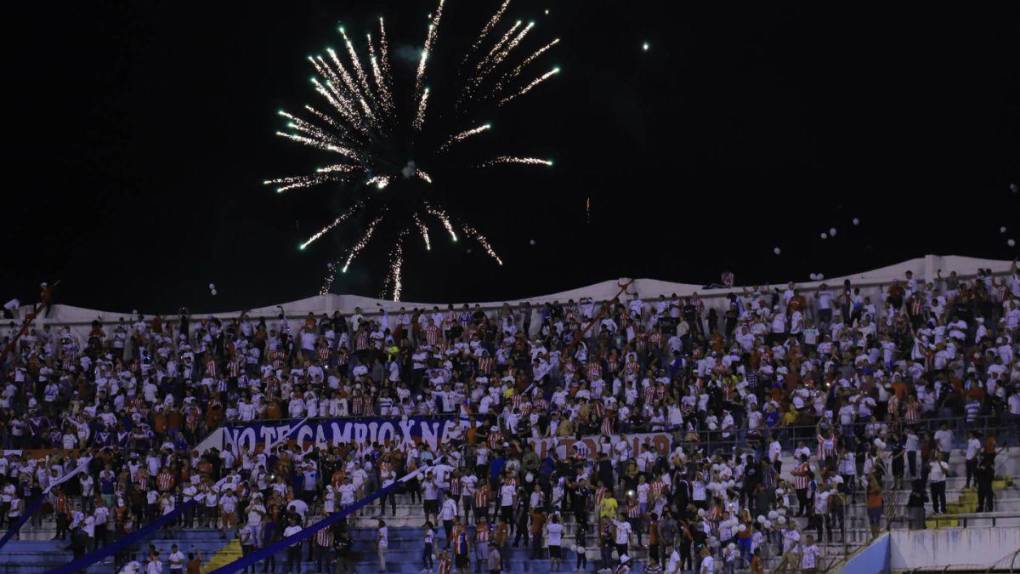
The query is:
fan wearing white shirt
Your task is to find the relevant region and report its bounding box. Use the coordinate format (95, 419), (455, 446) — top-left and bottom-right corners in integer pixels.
(965, 432), (982, 489)
(546, 515), (565, 569)
(440, 496), (459, 545)
(613, 518), (632, 557)
(167, 545), (185, 574)
(699, 547), (715, 574)
(460, 473), (478, 524)
(800, 537), (820, 573)
(283, 517), (303, 573)
(928, 452), (949, 514)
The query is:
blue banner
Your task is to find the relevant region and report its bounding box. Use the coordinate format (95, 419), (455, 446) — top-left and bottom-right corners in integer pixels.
(47, 501), (196, 574)
(0, 496), (45, 550)
(224, 416), (458, 455)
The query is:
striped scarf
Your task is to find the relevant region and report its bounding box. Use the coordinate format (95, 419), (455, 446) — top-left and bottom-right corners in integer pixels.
(474, 485), (489, 508)
(478, 356), (494, 375)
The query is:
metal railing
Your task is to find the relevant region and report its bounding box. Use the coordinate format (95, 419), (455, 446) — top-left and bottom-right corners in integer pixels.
(890, 511), (1020, 530)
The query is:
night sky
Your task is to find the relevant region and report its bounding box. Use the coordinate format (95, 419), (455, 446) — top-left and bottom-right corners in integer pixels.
(6, 1), (1019, 314)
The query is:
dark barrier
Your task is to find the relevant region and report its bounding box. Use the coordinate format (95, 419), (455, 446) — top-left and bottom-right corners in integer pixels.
(207, 461), (437, 574)
(0, 496), (45, 550)
(46, 501), (196, 574)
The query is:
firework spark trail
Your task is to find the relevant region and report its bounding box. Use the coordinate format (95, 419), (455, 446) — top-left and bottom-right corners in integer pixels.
(465, 0), (511, 61)
(310, 78), (364, 133)
(416, 0), (446, 98)
(485, 21), (535, 76)
(326, 48), (370, 122)
(463, 225), (503, 266)
(378, 17), (392, 81)
(479, 156), (553, 167)
(415, 26), (434, 101)
(339, 27), (377, 110)
(366, 175), (392, 189)
(416, 168), (433, 184)
(341, 215), (384, 272)
(309, 56), (348, 104)
(339, 28), (371, 89)
(300, 204), (360, 250)
(439, 124), (492, 152)
(414, 87), (431, 131)
(321, 51), (359, 105)
(383, 231), (407, 301)
(316, 164), (357, 174)
(426, 204), (458, 242)
(413, 213), (431, 250)
(283, 114), (344, 146)
(310, 81), (358, 130)
(264, 174), (331, 193)
(366, 33), (394, 113)
(304, 105), (343, 132)
(459, 20), (522, 106)
(498, 67), (559, 106)
(479, 20), (522, 72)
(275, 130), (363, 162)
(495, 38), (560, 95)
(321, 262), (339, 294)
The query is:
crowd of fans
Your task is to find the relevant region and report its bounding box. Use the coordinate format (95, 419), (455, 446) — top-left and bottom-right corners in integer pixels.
(0, 263), (1018, 573)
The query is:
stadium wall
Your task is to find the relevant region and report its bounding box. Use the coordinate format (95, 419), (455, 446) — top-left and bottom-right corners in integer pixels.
(5, 254), (1014, 339)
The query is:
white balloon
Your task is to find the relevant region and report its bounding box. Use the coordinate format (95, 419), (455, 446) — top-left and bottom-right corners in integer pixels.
(529, 239), (536, 246)
(852, 217), (860, 226)
(818, 273), (825, 280)
(773, 247), (781, 255)
(829, 227), (838, 236)
(1009, 239), (1016, 248)
(208, 283), (215, 290)
(211, 289), (218, 296)
(1001, 226), (1008, 233)
(820, 232), (828, 239)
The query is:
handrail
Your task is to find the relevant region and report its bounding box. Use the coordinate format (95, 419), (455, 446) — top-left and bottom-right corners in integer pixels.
(889, 510), (1020, 530)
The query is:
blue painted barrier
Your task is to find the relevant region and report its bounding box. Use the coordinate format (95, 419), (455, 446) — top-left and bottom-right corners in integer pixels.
(46, 501), (197, 574)
(0, 496), (46, 550)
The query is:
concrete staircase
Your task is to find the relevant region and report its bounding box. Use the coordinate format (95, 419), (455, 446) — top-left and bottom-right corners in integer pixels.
(0, 528), (231, 574)
(2, 446), (1015, 574)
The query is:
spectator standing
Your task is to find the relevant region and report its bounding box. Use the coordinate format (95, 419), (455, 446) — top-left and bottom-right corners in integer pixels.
(423, 522), (436, 571)
(377, 519), (389, 573)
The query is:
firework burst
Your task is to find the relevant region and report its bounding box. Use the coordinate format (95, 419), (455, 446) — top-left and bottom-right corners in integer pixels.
(267, 0), (559, 299)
